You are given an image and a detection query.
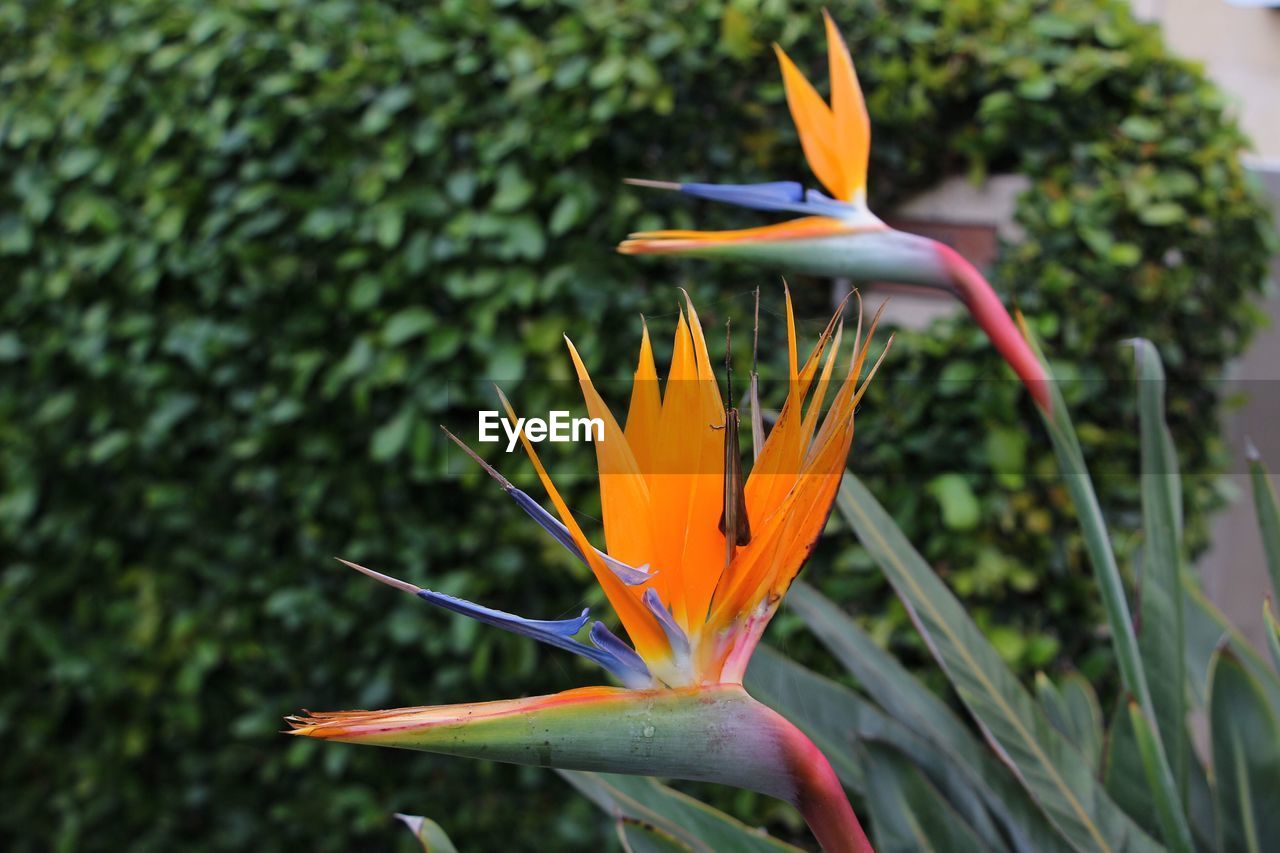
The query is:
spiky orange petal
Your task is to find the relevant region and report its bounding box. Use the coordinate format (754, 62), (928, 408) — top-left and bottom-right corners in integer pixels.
(823, 10), (870, 202)
(773, 44), (845, 200)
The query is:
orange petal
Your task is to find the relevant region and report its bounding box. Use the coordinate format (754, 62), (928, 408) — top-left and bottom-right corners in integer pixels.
(625, 318), (662, 476)
(773, 44), (845, 200)
(648, 312), (700, 625)
(564, 337), (653, 573)
(823, 11), (870, 201)
(494, 388), (665, 660)
(619, 217), (852, 254)
(677, 293), (727, 629)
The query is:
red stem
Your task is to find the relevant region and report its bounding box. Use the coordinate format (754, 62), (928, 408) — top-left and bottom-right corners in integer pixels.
(934, 242), (1052, 413)
(775, 711), (874, 853)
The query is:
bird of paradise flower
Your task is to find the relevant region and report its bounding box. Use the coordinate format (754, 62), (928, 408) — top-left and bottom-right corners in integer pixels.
(288, 290), (887, 852)
(621, 10), (1049, 411)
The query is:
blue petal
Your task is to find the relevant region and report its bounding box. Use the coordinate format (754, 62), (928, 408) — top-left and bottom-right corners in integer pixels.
(589, 622), (652, 688)
(418, 589), (589, 638)
(680, 181), (805, 211)
(417, 589), (650, 687)
(642, 588), (690, 658)
(679, 180), (859, 218)
(509, 488), (654, 586)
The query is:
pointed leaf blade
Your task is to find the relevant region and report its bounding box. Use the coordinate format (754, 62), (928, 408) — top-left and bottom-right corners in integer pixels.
(833, 473), (1160, 852)
(859, 741), (992, 853)
(1208, 647), (1280, 853)
(777, 587), (1070, 853)
(395, 813), (459, 853)
(746, 646), (1012, 852)
(1248, 445), (1280, 599)
(1131, 339), (1188, 799)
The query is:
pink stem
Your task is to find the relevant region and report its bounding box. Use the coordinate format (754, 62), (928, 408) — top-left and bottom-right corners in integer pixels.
(934, 243), (1052, 413)
(770, 704), (874, 852)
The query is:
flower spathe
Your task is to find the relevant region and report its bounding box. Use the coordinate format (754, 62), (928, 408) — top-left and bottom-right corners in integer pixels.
(619, 11), (1051, 411)
(288, 290), (882, 852)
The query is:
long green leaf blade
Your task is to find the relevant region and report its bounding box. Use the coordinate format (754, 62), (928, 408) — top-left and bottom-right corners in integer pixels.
(859, 741), (991, 853)
(782, 584), (1071, 853)
(1207, 647), (1280, 853)
(1132, 339), (1188, 801)
(1035, 672), (1103, 773)
(1265, 598), (1280, 673)
(1183, 578), (1280, 710)
(1248, 443), (1280, 599)
(745, 646), (1011, 852)
(834, 474), (1160, 852)
(1124, 699), (1190, 853)
(1023, 328), (1189, 851)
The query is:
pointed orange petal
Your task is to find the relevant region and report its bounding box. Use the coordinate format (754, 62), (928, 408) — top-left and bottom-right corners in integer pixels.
(564, 337), (653, 573)
(677, 293), (728, 629)
(823, 11), (870, 202)
(773, 44), (845, 200)
(799, 321), (843, 447)
(625, 318), (662, 476)
(494, 388), (665, 660)
(648, 312), (701, 625)
(618, 217), (853, 254)
(745, 297), (842, 525)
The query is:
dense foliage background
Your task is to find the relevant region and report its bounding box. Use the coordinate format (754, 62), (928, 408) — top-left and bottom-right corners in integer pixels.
(0, 0), (1271, 849)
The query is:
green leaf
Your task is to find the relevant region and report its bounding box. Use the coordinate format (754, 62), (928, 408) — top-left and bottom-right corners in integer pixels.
(1119, 116), (1162, 142)
(1138, 203), (1185, 226)
(746, 647), (1012, 852)
(395, 813), (459, 852)
(859, 741), (991, 853)
(370, 406), (413, 461)
(1265, 599), (1280, 673)
(1131, 339), (1188, 800)
(744, 646), (865, 791)
(491, 165), (534, 212)
(1125, 700), (1189, 853)
(1103, 699), (1158, 838)
(383, 307), (435, 346)
(1208, 647), (1280, 853)
(1182, 579), (1280, 712)
(925, 473), (980, 530)
(834, 475), (1160, 852)
(561, 771), (801, 852)
(780, 586), (1070, 853)
(1024, 328), (1190, 851)
(1247, 444), (1280, 600)
(1035, 672), (1103, 773)
(616, 816), (694, 852)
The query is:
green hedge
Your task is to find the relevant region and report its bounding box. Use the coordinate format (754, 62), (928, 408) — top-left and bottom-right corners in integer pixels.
(0, 0), (1271, 849)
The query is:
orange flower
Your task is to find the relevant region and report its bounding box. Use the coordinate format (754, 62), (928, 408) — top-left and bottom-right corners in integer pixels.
(620, 11), (1050, 411)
